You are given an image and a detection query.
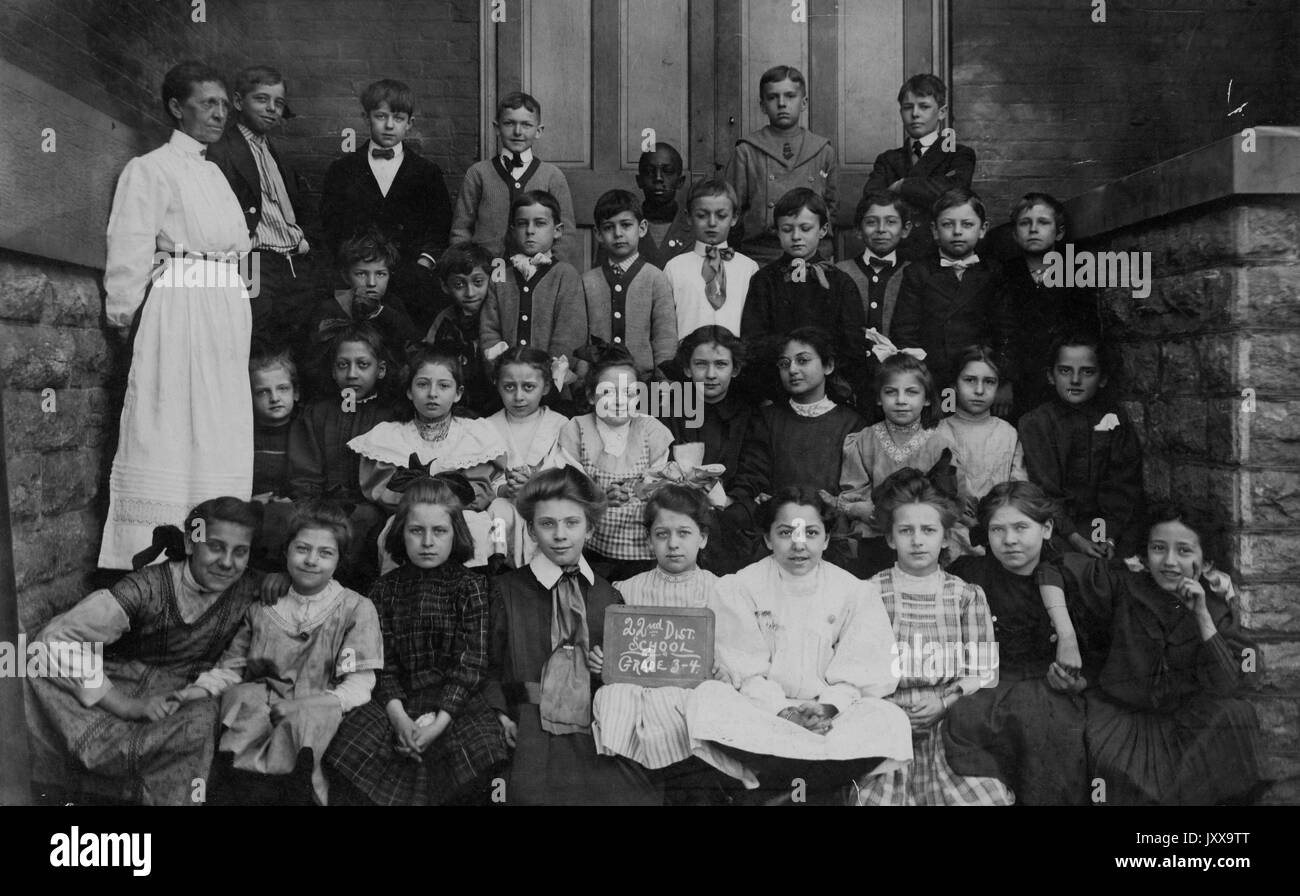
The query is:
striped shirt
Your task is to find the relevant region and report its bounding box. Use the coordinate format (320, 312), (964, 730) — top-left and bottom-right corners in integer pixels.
(237, 124), (304, 253)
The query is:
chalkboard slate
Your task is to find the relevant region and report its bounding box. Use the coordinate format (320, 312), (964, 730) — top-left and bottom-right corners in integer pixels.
(602, 605), (715, 688)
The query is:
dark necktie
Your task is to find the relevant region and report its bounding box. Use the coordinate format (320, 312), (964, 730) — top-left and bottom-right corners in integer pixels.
(912, 140), (923, 161)
(611, 262), (624, 281)
(505, 151), (525, 169)
(371, 146), (395, 160)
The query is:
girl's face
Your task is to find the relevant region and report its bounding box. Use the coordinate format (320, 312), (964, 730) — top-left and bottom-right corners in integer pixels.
(187, 520), (253, 592)
(879, 371), (929, 426)
(512, 202), (560, 256)
(986, 505), (1052, 576)
(286, 526), (340, 596)
(498, 362), (547, 418)
(778, 340), (831, 402)
(955, 360), (999, 417)
(408, 361), (463, 423)
(333, 340), (385, 399)
(592, 364), (640, 426)
(776, 207), (828, 260)
(446, 267), (490, 316)
(1050, 345), (1105, 406)
(687, 342), (737, 404)
(764, 502), (827, 577)
(403, 503), (456, 569)
(1146, 520), (1204, 593)
(528, 498), (591, 568)
(886, 502), (949, 577)
(647, 508), (707, 575)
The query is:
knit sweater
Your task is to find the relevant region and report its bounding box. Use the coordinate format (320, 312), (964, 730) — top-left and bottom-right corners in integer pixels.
(450, 157), (579, 267)
(582, 256), (677, 378)
(479, 261), (588, 363)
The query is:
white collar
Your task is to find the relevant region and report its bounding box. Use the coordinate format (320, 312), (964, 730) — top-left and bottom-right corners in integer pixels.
(502, 147), (535, 169)
(236, 122), (268, 146)
(169, 129), (208, 158)
(529, 551), (595, 589)
(914, 130), (940, 149)
(610, 253), (639, 272)
(863, 249), (898, 267)
(369, 141), (404, 161)
(790, 397), (836, 417)
(594, 416), (632, 456)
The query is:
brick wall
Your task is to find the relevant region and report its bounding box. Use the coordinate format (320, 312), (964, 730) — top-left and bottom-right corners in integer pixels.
(234, 0), (482, 227)
(0, 0), (256, 628)
(1083, 195), (1300, 800)
(953, 0), (1300, 223)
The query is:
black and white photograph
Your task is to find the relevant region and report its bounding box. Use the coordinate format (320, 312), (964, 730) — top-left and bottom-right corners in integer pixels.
(0, 0), (1295, 860)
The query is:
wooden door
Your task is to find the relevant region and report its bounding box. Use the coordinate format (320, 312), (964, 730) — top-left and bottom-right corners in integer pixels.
(481, 0), (949, 265)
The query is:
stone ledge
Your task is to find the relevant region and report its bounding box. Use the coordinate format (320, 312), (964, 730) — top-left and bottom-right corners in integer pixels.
(1068, 127), (1300, 239)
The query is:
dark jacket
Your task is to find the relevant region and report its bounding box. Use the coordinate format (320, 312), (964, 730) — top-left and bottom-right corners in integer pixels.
(206, 125), (311, 241)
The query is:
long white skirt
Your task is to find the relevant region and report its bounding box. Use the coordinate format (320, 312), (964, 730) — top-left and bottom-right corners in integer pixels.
(685, 680), (915, 788)
(97, 260), (253, 569)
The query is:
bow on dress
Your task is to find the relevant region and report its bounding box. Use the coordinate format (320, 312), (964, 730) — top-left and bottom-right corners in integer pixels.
(386, 454), (477, 505)
(862, 327), (928, 363)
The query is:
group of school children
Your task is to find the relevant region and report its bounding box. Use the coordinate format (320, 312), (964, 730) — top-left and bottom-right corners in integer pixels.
(24, 62), (1263, 808)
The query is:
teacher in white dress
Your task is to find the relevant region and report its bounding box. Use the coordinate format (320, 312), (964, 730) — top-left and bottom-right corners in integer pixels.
(98, 61), (254, 569)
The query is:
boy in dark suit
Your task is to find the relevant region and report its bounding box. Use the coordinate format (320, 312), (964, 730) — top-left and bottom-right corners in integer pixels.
(207, 65), (315, 350)
(891, 188), (1014, 393)
(862, 73), (976, 262)
(320, 78), (453, 329)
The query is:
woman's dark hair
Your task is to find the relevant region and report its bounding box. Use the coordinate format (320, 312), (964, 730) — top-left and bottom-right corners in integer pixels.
(285, 499), (353, 557)
(162, 61), (228, 125)
(780, 326), (837, 371)
(517, 466), (607, 530)
(384, 479), (475, 566)
(759, 485), (837, 532)
(675, 325), (745, 373)
(643, 484), (715, 537)
(870, 467), (960, 534)
(977, 481), (1058, 530)
(185, 496), (263, 543)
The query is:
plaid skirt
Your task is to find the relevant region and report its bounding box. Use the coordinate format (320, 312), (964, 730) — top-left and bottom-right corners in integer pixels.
(323, 691), (509, 806)
(856, 686), (1015, 806)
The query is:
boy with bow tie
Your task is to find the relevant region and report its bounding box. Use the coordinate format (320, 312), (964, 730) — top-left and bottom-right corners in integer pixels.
(725, 65), (838, 266)
(862, 73), (976, 262)
(479, 190), (587, 391)
(319, 79), (453, 327)
(741, 188), (869, 410)
(891, 188), (1015, 394)
(663, 179), (759, 345)
(451, 92), (578, 268)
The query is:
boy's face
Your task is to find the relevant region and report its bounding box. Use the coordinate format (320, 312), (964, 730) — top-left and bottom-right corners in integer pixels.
(495, 105), (541, 155)
(636, 148), (685, 203)
(1050, 345), (1106, 406)
(445, 266), (490, 316)
(346, 259), (390, 310)
(932, 202), (987, 259)
(1014, 203), (1064, 257)
(234, 81), (286, 135)
(171, 80), (230, 145)
(859, 203), (912, 257)
(250, 366), (297, 423)
(690, 195), (735, 245)
(776, 207), (828, 259)
(596, 211), (647, 260)
(512, 202), (560, 255)
(367, 101), (411, 148)
(899, 90), (946, 140)
(527, 498), (591, 568)
(759, 78), (807, 130)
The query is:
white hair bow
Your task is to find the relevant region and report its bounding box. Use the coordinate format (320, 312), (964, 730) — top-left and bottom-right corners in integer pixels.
(863, 328), (927, 363)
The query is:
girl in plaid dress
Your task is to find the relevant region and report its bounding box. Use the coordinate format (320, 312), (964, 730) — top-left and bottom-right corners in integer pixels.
(323, 479), (511, 805)
(557, 343), (673, 582)
(856, 468), (1013, 806)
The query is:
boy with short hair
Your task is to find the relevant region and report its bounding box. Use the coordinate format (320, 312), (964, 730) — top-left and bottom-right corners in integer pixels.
(320, 78), (453, 321)
(617, 142), (695, 270)
(583, 190), (678, 380)
(303, 230), (419, 398)
(663, 179), (759, 341)
(479, 190), (587, 368)
(452, 91), (578, 267)
(207, 65), (315, 350)
(838, 189), (914, 338)
(862, 73), (976, 261)
(426, 241), (499, 415)
(891, 188), (1014, 391)
(248, 347), (299, 569)
(1000, 193), (1101, 420)
(725, 65), (837, 265)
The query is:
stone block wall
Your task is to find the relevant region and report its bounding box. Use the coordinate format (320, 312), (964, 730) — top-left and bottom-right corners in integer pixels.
(1082, 196), (1300, 791)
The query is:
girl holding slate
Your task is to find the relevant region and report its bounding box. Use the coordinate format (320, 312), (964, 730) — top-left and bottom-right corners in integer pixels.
(685, 487), (913, 803)
(591, 485), (732, 803)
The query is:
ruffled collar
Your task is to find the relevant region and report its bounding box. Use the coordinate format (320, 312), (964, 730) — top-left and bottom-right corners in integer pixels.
(873, 419), (930, 463)
(789, 397), (836, 418)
